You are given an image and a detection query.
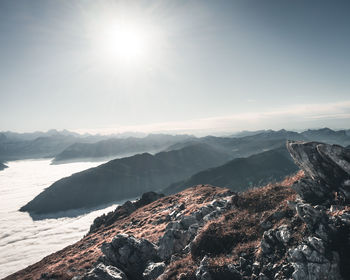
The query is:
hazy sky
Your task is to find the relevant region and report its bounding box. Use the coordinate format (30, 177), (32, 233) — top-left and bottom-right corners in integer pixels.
(1, 0), (349, 135)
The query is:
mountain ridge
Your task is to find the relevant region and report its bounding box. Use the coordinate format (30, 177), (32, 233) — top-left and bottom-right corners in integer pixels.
(52, 134), (194, 164)
(51, 128), (350, 163)
(20, 143), (230, 214)
(163, 146), (298, 195)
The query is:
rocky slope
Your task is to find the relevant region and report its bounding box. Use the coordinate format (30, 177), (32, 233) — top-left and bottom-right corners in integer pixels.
(5, 185), (235, 280)
(5, 141), (350, 280)
(20, 143), (231, 214)
(164, 146), (298, 195)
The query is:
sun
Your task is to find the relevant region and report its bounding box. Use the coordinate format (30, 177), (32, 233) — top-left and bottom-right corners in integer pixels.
(94, 20), (152, 63)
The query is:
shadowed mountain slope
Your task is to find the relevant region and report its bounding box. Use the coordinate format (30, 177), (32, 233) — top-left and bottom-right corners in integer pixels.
(20, 143), (230, 214)
(163, 146), (298, 195)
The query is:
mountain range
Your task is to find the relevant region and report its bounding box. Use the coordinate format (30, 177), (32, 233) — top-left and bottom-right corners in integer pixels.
(52, 128), (350, 163)
(19, 128), (350, 215)
(0, 130), (105, 162)
(0, 130), (194, 165)
(52, 134), (193, 164)
(20, 143), (230, 214)
(1, 128), (349, 165)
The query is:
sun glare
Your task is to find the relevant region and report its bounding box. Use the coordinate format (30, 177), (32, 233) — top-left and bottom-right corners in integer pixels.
(93, 20), (153, 63)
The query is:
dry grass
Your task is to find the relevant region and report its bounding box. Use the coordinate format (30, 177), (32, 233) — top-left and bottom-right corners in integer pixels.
(158, 255), (197, 280)
(187, 171), (305, 276)
(5, 173), (304, 280)
(191, 182), (297, 260)
(158, 172), (305, 280)
(5, 185), (231, 280)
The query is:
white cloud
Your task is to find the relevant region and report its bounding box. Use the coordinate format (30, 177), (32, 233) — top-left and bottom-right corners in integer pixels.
(76, 100), (350, 135)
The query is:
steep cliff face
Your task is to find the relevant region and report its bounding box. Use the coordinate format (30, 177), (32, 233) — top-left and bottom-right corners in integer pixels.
(5, 141), (350, 280)
(287, 141), (350, 205)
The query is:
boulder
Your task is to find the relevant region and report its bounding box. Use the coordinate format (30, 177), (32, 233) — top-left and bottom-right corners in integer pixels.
(157, 227), (191, 260)
(158, 195), (234, 261)
(180, 215), (197, 230)
(101, 234), (159, 280)
(260, 224), (292, 267)
(294, 202), (335, 241)
(143, 262), (166, 280)
(82, 263), (128, 280)
(275, 225), (291, 245)
(288, 238), (342, 280)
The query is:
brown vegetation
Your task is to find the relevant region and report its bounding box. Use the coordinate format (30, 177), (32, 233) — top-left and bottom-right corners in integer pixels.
(157, 172), (305, 280)
(5, 172), (303, 280)
(4, 186), (231, 280)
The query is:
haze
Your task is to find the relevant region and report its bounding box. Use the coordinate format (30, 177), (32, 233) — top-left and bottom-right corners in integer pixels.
(1, 0), (349, 135)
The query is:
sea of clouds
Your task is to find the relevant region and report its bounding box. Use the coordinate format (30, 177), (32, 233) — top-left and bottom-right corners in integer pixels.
(0, 159), (122, 278)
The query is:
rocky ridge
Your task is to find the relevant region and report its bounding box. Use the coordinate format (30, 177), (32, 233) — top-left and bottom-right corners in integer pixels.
(5, 141), (350, 280)
(75, 141), (350, 280)
(75, 189), (235, 280)
(5, 186), (234, 280)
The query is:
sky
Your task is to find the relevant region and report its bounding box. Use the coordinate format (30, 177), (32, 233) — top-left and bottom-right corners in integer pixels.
(0, 0), (349, 135)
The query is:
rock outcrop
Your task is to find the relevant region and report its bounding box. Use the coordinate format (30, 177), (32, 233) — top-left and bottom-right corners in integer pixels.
(287, 141), (350, 204)
(80, 263), (127, 280)
(257, 142), (350, 280)
(101, 234), (159, 280)
(143, 262), (166, 280)
(70, 142), (350, 280)
(84, 190), (235, 280)
(157, 194), (234, 260)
